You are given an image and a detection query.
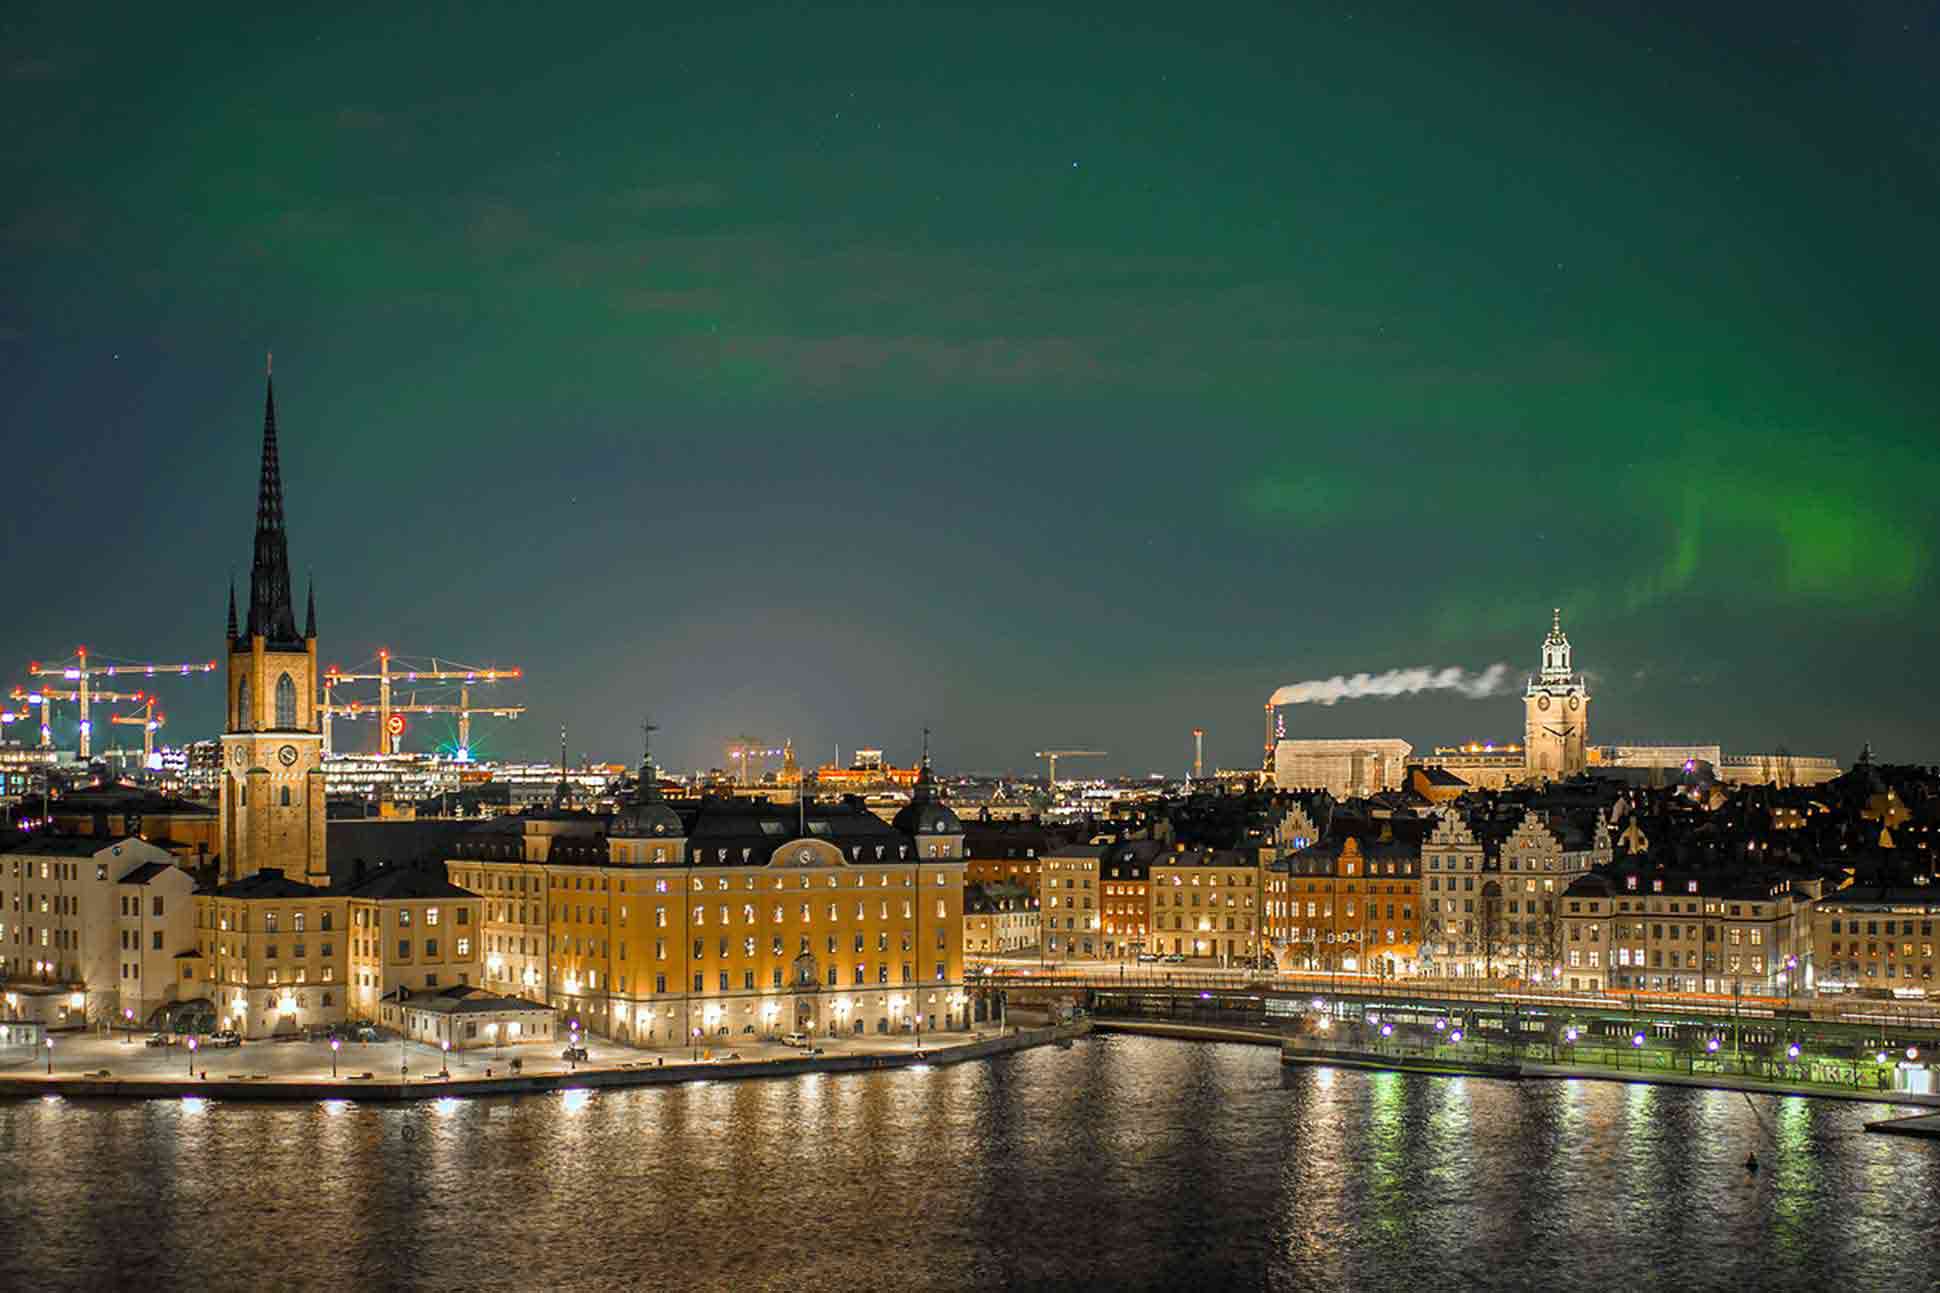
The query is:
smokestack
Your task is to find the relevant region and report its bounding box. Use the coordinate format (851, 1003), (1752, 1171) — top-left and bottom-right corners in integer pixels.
(1192, 728), (1205, 780)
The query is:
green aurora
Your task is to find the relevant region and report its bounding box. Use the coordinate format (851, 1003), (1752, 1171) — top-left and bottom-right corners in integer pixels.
(3, 1), (1935, 769)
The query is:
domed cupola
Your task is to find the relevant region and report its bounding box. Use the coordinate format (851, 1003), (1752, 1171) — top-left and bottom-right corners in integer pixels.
(894, 728), (962, 837)
(610, 720), (683, 840)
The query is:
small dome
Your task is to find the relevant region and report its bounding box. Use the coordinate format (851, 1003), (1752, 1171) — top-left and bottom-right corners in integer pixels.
(896, 798), (962, 836)
(611, 799), (683, 839)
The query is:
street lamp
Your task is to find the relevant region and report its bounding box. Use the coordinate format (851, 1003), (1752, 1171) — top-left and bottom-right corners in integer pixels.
(123, 1007), (134, 1043)
(44, 1035), (52, 1074)
(187, 1036), (198, 1076)
(440, 1039), (451, 1078)
(330, 1037), (341, 1078)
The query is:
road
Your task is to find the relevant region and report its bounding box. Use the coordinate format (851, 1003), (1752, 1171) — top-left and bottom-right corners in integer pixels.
(0, 1026), (987, 1084)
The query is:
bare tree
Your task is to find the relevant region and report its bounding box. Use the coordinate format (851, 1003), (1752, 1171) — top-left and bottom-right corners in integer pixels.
(1479, 882), (1507, 981)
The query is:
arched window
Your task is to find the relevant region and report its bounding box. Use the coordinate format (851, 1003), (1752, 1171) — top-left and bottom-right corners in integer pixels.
(274, 673), (297, 729)
(280, 786), (291, 807)
(236, 678), (251, 730)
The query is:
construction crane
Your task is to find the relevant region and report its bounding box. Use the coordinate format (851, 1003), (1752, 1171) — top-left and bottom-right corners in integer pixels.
(323, 690), (527, 757)
(26, 649), (217, 758)
(725, 736), (786, 786)
(1034, 749), (1107, 790)
(12, 683), (153, 758)
(109, 696), (166, 766)
(320, 651), (523, 755)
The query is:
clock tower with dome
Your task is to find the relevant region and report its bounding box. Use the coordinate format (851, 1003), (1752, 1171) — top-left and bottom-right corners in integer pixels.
(1523, 608), (1590, 781)
(218, 362), (328, 885)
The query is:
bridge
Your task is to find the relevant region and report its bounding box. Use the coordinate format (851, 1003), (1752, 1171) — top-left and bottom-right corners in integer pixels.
(972, 964), (1940, 1058)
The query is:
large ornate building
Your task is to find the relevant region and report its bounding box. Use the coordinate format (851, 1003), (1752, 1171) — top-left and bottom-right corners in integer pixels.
(446, 737), (972, 1043)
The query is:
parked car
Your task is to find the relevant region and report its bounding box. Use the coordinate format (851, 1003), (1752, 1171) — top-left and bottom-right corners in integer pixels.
(561, 1045), (589, 1062)
(1135, 952), (1161, 964)
(144, 1033), (174, 1048)
(207, 1030), (242, 1049)
(1161, 953), (1186, 965)
(781, 1032), (812, 1048)
(352, 1025), (380, 1043)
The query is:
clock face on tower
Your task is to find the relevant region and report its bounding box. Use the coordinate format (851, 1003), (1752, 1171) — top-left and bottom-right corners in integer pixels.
(1537, 695), (1551, 711)
(231, 747), (245, 766)
(278, 745), (298, 767)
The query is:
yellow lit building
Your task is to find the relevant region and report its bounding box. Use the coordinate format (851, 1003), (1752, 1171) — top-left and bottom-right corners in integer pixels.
(1146, 846), (1264, 964)
(444, 749), (972, 1043)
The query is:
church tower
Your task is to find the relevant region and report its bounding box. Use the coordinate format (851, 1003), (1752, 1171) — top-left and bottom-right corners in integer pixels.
(218, 362), (328, 885)
(1523, 608), (1590, 780)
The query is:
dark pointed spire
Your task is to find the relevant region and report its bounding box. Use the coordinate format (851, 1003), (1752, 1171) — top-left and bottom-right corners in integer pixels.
(912, 726), (936, 801)
(305, 576), (316, 640)
(226, 579), (238, 640)
(638, 718), (661, 802)
(246, 357), (301, 647)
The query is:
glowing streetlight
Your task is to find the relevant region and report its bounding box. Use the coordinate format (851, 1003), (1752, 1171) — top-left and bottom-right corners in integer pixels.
(330, 1037), (341, 1077)
(440, 1039), (451, 1078)
(1786, 1042), (1801, 1060)
(1706, 1037), (1720, 1054)
(187, 1035), (198, 1076)
(1449, 1028), (1464, 1043)
(123, 1007), (134, 1043)
(44, 1035), (52, 1074)
(1632, 1032), (1645, 1048)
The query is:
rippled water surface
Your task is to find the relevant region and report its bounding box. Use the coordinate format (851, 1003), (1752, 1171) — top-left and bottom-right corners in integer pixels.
(3, 1035), (1938, 1291)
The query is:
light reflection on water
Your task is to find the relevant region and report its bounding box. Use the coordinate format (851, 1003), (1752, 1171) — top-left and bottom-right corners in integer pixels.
(1, 1035), (1937, 1291)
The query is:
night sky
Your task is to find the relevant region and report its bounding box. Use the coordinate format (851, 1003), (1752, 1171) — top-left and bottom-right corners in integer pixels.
(4, 2), (1936, 775)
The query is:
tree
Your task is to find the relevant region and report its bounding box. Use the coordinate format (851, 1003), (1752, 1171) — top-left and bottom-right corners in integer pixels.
(1479, 881), (1507, 981)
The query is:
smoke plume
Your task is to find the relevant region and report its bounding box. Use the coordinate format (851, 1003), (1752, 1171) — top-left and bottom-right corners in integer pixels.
(1270, 663), (1512, 707)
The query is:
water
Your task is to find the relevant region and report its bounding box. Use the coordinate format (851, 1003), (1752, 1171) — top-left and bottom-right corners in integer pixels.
(3, 1035), (1937, 1291)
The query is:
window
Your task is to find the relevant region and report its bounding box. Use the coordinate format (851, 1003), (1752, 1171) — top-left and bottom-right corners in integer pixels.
(273, 672), (297, 728)
(398, 939), (410, 959)
(426, 907), (440, 927)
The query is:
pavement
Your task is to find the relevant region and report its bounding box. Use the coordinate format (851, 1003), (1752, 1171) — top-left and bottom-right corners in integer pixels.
(0, 1026), (984, 1085)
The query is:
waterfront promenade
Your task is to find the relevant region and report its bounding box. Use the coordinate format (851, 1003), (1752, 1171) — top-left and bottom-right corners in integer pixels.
(0, 1023), (1079, 1102)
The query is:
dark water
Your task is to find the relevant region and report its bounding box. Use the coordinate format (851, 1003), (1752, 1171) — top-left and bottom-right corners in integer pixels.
(3, 1035), (1937, 1291)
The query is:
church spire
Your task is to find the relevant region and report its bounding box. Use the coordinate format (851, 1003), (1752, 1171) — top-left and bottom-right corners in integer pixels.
(227, 578), (238, 640)
(638, 718), (661, 802)
(246, 358), (301, 647)
(305, 576), (316, 640)
(912, 726), (936, 802)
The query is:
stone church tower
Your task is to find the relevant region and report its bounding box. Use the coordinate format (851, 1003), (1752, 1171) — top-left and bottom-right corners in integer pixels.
(1523, 609), (1590, 780)
(218, 364), (328, 885)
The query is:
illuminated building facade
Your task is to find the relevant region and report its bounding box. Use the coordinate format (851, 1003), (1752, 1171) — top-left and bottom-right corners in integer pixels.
(1524, 609), (1590, 780)
(445, 750), (969, 1042)
(217, 370), (327, 886)
(1147, 846), (1263, 963)
(1275, 827), (1422, 976)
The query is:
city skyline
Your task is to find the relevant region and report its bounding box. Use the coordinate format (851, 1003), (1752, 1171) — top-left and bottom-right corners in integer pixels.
(6, 3), (1937, 774)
